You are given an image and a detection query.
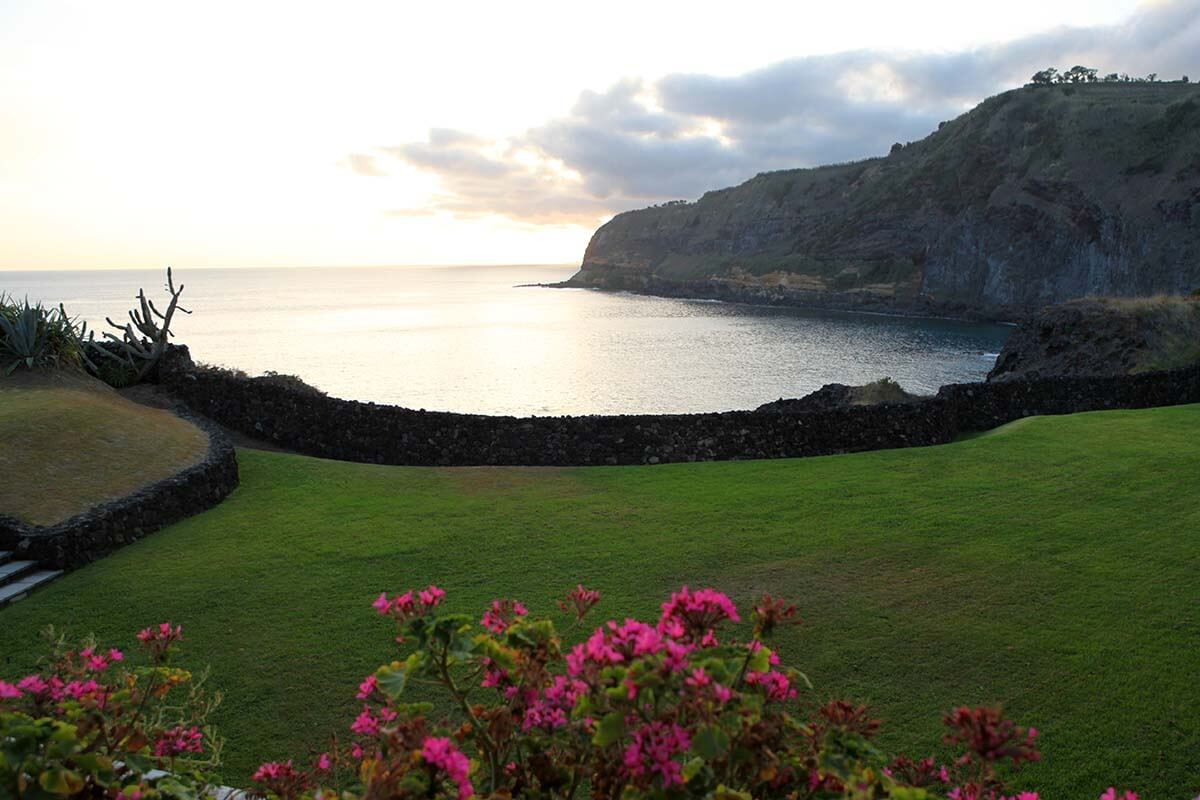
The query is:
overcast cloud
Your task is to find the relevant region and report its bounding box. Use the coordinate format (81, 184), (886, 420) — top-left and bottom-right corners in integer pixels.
(362, 0), (1199, 225)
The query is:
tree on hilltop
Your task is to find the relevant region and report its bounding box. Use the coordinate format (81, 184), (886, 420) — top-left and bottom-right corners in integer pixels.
(1063, 65), (1099, 83)
(1030, 67), (1059, 85)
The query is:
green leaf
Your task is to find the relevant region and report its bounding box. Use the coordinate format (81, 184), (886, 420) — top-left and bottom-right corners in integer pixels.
(681, 756), (706, 782)
(692, 725), (730, 760)
(592, 711), (625, 746)
(376, 651), (424, 699)
(38, 767), (84, 795)
(747, 646), (771, 674)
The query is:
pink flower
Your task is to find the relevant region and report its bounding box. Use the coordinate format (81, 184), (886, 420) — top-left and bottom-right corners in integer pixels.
(622, 721), (691, 788)
(252, 759), (307, 793)
(480, 660), (508, 689)
(422, 736), (473, 800)
(558, 584), (601, 621)
(17, 675), (47, 696)
(0, 681), (20, 699)
(745, 670), (796, 702)
(137, 622), (182, 646)
(350, 707), (378, 736)
(108, 648), (124, 662)
(1100, 790), (1138, 800)
(662, 640), (693, 672)
(373, 592), (391, 614)
(153, 725), (203, 757)
(63, 679), (101, 699)
(658, 586), (739, 643)
(480, 598), (528, 633)
(356, 674), (377, 700)
(315, 752), (332, 771)
(419, 585), (446, 607)
(351, 743), (364, 760)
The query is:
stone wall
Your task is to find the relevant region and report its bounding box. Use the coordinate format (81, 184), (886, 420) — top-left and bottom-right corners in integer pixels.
(0, 413), (240, 571)
(159, 353), (1200, 468)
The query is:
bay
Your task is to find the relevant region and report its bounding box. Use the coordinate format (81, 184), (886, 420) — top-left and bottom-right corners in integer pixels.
(2, 264), (1011, 416)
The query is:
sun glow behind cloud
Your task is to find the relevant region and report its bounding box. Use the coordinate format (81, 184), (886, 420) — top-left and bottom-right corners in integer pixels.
(0, 0), (1177, 270)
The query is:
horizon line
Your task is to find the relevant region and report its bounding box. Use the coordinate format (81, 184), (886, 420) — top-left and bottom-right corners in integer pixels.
(0, 262), (579, 274)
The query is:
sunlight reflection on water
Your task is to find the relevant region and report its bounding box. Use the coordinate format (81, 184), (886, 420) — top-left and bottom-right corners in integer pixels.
(3, 265), (1011, 416)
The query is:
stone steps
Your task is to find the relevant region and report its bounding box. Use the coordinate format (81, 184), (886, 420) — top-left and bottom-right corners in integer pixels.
(0, 551), (62, 609)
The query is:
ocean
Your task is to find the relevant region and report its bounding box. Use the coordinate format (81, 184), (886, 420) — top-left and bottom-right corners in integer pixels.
(1, 264), (1011, 416)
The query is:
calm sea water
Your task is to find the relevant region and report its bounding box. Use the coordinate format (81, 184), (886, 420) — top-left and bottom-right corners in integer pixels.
(2, 265), (1011, 416)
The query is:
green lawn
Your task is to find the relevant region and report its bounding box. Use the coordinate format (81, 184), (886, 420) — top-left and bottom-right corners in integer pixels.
(0, 376), (208, 525)
(1, 405), (1198, 796)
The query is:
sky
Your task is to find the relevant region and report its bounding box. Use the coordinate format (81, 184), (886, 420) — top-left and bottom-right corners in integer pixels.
(1, 0), (1196, 270)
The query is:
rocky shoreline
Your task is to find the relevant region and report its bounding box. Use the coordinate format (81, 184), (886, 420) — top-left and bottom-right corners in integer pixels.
(549, 274), (1019, 323)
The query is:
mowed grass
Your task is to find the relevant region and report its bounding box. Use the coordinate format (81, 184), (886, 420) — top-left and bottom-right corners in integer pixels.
(0, 377), (208, 525)
(2, 405), (1199, 795)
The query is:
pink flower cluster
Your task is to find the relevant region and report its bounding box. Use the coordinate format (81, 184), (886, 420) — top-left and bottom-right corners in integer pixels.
(372, 585), (446, 638)
(350, 703), (397, 737)
(565, 618), (695, 679)
(522, 675), (588, 731)
(557, 583), (601, 622)
(78, 646), (124, 672)
(622, 721), (691, 788)
(153, 725), (204, 757)
(252, 759), (309, 795)
(137, 622), (182, 645)
(4, 673), (108, 704)
(745, 668), (796, 702)
(480, 598), (528, 633)
(683, 667), (732, 706)
(657, 586), (739, 642)
(421, 736), (473, 800)
(1100, 790), (1139, 800)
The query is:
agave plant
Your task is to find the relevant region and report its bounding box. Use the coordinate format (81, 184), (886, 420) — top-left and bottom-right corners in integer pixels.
(0, 294), (87, 375)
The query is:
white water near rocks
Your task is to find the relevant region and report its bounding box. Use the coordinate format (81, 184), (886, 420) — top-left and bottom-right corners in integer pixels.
(2, 264), (1011, 416)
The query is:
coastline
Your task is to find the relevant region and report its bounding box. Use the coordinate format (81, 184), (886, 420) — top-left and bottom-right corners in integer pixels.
(536, 276), (1025, 326)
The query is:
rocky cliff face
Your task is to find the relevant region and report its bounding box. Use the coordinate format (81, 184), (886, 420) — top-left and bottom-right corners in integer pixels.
(566, 83), (1200, 320)
(987, 296), (1200, 380)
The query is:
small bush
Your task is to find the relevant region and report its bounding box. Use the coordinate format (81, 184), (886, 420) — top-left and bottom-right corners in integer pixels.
(853, 377), (919, 405)
(0, 624), (220, 799)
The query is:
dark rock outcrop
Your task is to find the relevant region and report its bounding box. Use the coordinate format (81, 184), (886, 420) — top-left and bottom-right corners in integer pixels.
(566, 83), (1200, 320)
(989, 296), (1200, 380)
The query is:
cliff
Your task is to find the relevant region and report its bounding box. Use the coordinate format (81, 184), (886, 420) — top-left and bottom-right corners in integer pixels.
(565, 83), (1200, 320)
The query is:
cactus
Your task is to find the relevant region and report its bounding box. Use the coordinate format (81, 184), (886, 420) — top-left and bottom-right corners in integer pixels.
(84, 267), (191, 382)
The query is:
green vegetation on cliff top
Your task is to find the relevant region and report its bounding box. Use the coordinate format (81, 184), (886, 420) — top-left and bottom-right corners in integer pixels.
(1, 400), (1197, 796)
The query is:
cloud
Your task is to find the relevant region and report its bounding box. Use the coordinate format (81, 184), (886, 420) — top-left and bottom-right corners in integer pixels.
(346, 153), (388, 177)
(356, 0), (1200, 226)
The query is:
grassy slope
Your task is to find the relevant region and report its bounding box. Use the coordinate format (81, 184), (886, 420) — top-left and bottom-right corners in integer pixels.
(0, 377), (209, 525)
(1, 406), (1198, 795)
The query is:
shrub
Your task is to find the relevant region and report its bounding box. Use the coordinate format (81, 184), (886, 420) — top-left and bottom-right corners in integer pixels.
(0, 624), (221, 799)
(0, 295), (88, 375)
(1, 587), (1147, 799)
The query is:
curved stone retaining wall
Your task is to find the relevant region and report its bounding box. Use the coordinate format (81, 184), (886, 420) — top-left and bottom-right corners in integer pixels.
(0, 413), (239, 571)
(160, 356), (1200, 467)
